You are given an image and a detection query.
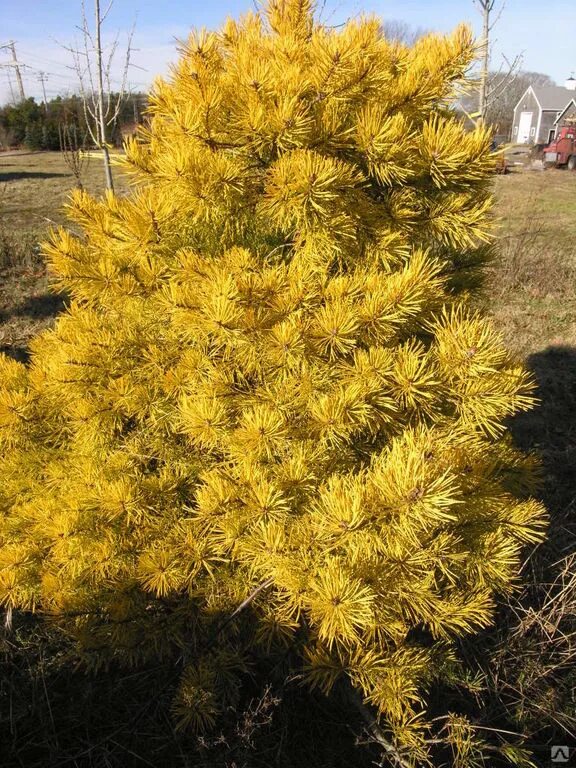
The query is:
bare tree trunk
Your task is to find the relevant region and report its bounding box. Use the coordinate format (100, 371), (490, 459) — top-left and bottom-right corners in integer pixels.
(470, 1), (522, 129)
(94, 0), (114, 192)
(478, 2), (491, 121)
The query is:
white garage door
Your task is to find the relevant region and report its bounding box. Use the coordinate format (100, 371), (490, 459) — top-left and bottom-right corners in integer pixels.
(517, 111), (533, 144)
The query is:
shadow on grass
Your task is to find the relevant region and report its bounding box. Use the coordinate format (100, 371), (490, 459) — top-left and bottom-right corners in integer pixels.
(0, 171), (68, 181)
(0, 291), (67, 363)
(505, 347), (576, 742)
(0, 344), (29, 363)
(453, 346), (576, 752)
(11, 291), (67, 321)
(0, 612), (377, 768)
(511, 346), (576, 524)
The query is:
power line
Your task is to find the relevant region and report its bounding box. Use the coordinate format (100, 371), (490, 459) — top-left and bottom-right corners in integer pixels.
(17, 49), (71, 67)
(17, 49), (77, 79)
(18, 57), (148, 91)
(24, 68), (74, 82)
(18, 46), (150, 87)
(0, 40), (150, 108)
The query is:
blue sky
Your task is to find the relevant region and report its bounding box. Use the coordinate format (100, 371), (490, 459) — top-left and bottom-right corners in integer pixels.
(1, 0), (575, 105)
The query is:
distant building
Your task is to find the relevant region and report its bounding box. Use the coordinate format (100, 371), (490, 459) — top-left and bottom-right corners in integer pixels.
(554, 97), (576, 131)
(511, 80), (576, 145)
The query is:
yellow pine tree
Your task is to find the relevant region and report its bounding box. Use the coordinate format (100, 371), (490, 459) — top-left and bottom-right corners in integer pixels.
(0, 0), (546, 758)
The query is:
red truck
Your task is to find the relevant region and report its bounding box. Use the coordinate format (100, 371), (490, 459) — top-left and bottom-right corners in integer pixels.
(543, 125), (576, 169)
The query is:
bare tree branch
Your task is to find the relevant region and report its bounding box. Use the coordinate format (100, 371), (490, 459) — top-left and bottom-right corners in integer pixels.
(460, 68), (553, 135)
(57, 0), (135, 191)
(59, 123), (90, 189)
(474, 0), (522, 123)
(484, 53), (523, 109)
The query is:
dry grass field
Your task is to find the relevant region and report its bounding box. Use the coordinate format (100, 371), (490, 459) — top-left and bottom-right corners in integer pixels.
(0, 151), (129, 361)
(477, 168), (575, 748)
(0, 150), (129, 231)
(0, 151), (575, 764)
(489, 168), (576, 354)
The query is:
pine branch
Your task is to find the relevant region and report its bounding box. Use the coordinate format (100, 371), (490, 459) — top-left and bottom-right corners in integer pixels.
(345, 683), (414, 768)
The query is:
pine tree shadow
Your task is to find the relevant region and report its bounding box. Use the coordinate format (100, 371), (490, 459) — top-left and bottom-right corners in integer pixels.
(449, 346), (576, 753)
(0, 291), (67, 364)
(511, 345), (576, 538)
(0, 171), (68, 181)
(497, 346), (576, 746)
(0, 613), (377, 768)
(12, 291), (67, 321)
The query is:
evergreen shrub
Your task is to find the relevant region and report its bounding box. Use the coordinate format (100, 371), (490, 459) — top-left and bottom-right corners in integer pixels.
(0, 0), (546, 757)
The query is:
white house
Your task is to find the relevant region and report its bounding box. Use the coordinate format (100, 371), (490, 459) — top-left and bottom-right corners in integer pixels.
(511, 79), (576, 145)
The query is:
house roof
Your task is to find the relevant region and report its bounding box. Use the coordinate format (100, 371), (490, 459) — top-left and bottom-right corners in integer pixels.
(532, 85), (576, 110)
(554, 98), (576, 124)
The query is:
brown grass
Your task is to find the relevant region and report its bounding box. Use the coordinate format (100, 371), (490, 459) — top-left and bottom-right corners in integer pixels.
(0, 150), (129, 232)
(489, 167), (576, 355)
(476, 166), (576, 753)
(0, 151), (129, 361)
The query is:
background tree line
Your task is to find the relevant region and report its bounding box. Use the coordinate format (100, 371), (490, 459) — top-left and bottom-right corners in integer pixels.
(0, 92), (147, 151)
(0, 69), (555, 154)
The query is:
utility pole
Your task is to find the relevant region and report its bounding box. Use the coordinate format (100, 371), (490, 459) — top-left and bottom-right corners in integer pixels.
(37, 71), (49, 112)
(0, 41), (26, 102)
(8, 42), (25, 102)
